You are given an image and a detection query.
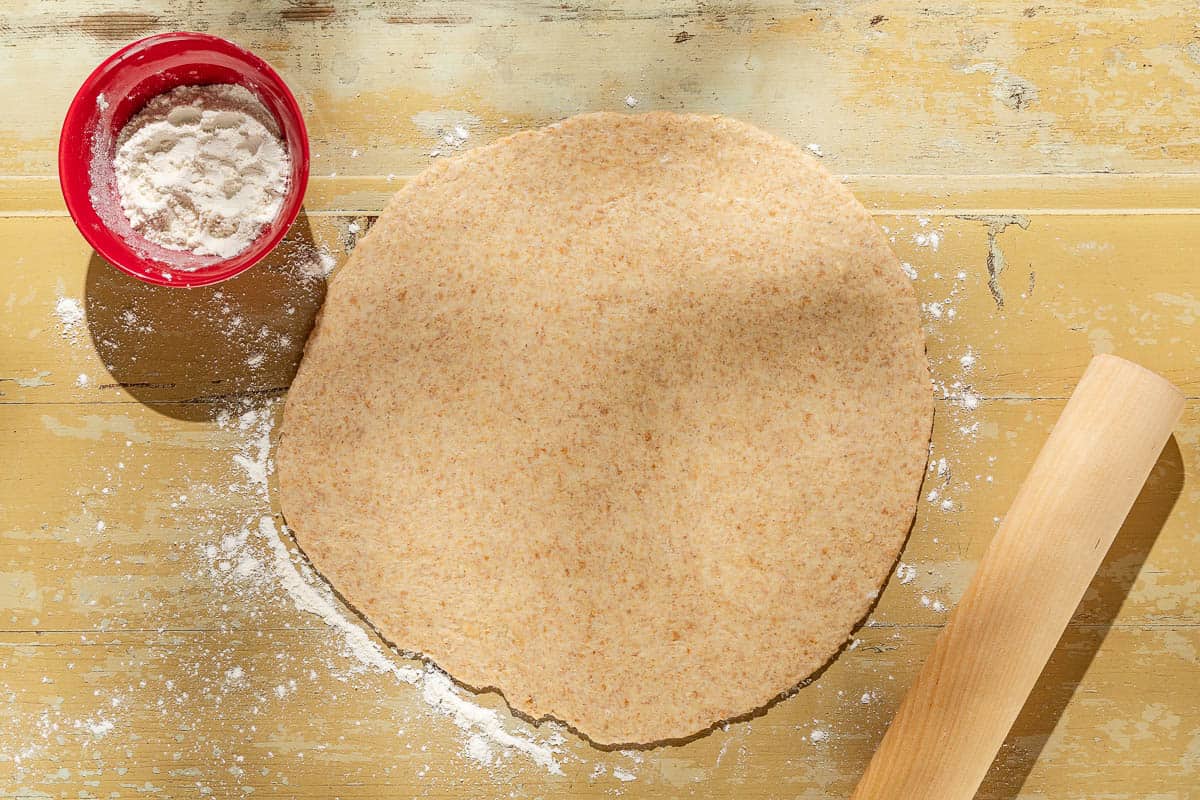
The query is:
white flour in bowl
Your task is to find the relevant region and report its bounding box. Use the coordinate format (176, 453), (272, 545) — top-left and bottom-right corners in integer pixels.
(113, 83), (290, 259)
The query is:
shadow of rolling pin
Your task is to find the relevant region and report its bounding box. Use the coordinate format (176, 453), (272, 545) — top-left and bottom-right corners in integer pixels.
(851, 354), (1184, 800)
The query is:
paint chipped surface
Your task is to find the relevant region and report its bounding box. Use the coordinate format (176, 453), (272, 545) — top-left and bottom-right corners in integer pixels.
(2, 1), (1199, 797)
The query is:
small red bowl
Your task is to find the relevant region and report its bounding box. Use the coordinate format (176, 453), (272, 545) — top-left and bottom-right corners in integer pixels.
(59, 32), (310, 287)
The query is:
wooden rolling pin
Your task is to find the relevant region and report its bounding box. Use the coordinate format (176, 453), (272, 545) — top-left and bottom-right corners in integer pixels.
(851, 354), (1184, 800)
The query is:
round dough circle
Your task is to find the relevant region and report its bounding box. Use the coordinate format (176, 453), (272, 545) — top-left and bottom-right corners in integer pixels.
(278, 113), (932, 745)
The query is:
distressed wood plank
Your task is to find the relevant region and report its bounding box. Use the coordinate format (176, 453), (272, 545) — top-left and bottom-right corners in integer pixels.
(5, 2), (1200, 177)
(8, 213), (1200, 404)
(2, 399), (1195, 635)
(2, 626), (1196, 799)
(4, 1), (1200, 797)
(9, 174), (1200, 217)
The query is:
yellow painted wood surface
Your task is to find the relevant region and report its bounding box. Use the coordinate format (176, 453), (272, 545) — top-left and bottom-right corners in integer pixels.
(2, 2), (1199, 798)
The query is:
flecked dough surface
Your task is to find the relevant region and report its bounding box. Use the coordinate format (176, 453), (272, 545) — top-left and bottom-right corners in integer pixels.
(277, 113), (932, 745)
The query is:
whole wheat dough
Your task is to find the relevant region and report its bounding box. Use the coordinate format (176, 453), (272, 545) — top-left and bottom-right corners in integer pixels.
(278, 113), (932, 745)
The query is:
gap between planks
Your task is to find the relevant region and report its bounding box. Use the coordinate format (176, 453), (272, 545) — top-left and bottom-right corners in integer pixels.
(3, 622), (1192, 641)
(15, 396), (1190, 409)
(5, 173), (1200, 216)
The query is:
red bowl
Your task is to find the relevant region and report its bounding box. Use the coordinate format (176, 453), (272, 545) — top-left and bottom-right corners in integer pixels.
(59, 32), (310, 287)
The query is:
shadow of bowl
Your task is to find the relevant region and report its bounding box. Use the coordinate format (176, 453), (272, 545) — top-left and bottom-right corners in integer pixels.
(84, 210), (329, 421)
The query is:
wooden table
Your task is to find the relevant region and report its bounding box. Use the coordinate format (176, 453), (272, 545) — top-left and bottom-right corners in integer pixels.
(3, 2), (1198, 797)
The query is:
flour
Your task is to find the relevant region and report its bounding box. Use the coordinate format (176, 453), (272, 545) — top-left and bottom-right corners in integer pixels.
(421, 669), (565, 775)
(53, 296), (84, 339)
(290, 244), (337, 283)
(17, 209), (997, 793)
(877, 218), (990, 629)
(256, 515), (565, 774)
(464, 734), (495, 765)
(113, 84), (290, 259)
(190, 404), (569, 780)
(77, 716), (114, 739)
(914, 230), (941, 250)
(258, 515), (410, 678)
(413, 110), (477, 158)
(612, 766), (637, 781)
(230, 409), (274, 497)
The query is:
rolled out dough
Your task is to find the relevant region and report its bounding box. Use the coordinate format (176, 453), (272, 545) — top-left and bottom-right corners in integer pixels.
(278, 113), (932, 745)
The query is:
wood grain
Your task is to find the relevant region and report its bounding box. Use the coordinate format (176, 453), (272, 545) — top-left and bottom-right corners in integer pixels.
(2, 1), (1199, 798)
(8, 1), (1200, 177)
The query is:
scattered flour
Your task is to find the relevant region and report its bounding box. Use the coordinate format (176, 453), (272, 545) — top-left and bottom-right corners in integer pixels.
(259, 516), (408, 678)
(413, 110), (478, 158)
(54, 296), (84, 340)
(464, 733), (494, 766)
(612, 766), (637, 781)
(913, 230), (941, 250)
(421, 669), (564, 775)
(230, 409), (274, 497)
(257, 515), (564, 774)
(886, 220), (988, 635)
(78, 717), (114, 739)
(17, 208), (1000, 790)
(284, 242), (337, 283)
